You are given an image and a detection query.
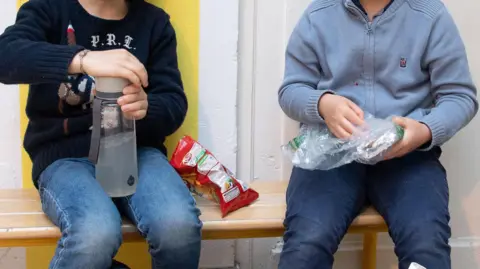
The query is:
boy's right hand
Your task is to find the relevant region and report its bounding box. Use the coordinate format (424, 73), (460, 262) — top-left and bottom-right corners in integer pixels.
(318, 94), (364, 139)
(69, 49), (149, 88)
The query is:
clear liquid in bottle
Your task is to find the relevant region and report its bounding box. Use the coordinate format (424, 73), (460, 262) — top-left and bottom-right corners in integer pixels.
(95, 131), (138, 197)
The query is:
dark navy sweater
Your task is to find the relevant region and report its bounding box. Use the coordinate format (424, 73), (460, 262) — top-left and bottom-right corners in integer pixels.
(0, 0), (187, 182)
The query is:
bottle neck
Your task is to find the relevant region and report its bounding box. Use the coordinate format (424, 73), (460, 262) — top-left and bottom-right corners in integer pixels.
(96, 91), (123, 100)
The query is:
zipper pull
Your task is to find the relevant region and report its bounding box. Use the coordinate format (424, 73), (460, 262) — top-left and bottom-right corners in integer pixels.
(366, 22), (373, 35)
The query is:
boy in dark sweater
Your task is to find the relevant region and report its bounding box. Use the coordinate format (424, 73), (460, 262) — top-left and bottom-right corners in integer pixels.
(0, 0), (201, 268)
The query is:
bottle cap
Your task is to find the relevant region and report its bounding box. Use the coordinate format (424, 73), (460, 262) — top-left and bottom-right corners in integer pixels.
(95, 77), (130, 94)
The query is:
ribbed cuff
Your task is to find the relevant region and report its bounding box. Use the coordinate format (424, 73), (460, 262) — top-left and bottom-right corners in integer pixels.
(305, 89), (334, 123)
(419, 113), (447, 151)
(33, 44), (84, 82)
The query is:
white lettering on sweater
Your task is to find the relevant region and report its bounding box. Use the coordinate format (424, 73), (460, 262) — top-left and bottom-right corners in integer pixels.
(89, 34), (136, 50)
(124, 35), (134, 49)
(91, 35), (100, 47)
(106, 33), (117, 46)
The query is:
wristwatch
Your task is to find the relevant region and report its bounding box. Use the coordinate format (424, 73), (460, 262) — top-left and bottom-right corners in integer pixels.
(78, 49), (91, 74)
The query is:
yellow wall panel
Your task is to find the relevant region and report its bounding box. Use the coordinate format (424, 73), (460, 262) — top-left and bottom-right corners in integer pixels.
(17, 0), (200, 268)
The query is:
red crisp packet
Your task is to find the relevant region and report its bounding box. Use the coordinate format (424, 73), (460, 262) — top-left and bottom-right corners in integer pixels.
(171, 136), (259, 217)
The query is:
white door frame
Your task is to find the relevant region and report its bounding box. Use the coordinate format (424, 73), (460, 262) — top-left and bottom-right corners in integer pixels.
(236, 0), (291, 268)
(237, 0), (293, 185)
(198, 0), (240, 267)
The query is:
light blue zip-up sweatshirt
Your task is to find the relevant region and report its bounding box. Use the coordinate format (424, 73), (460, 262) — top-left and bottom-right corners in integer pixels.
(279, 0), (478, 149)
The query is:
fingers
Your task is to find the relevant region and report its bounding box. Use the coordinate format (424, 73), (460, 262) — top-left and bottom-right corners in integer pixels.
(328, 116), (355, 139)
(117, 68), (141, 87)
(123, 109), (147, 120)
(121, 100), (148, 113)
(123, 60), (148, 88)
(331, 126), (351, 139)
(392, 116), (408, 128)
(131, 110), (147, 120)
(384, 117), (413, 160)
(385, 147), (408, 160)
(121, 99), (148, 120)
(118, 93), (139, 106)
(118, 84), (148, 120)
(122, 85), (142, 95)
(344, 110), (364, 127)
(116, 49), (148, 87)
(339, 118), (357, 135)
(118, 86), (147, 106)
(347, 100), (364, 119)
(384, 132), (410, 160)
(329, 109), (362, 139)
(383, 142), (403, 160)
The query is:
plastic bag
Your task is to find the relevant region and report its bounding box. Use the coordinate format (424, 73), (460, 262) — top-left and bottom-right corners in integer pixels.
(282, 113), (404, 170)
(171, 136), (259, 217)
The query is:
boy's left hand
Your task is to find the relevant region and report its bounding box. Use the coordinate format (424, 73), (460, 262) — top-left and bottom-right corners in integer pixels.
(383, 117), (432, 160)
(117, 85), (149, 120)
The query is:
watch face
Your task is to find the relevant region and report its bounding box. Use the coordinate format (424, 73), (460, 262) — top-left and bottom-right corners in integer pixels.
(79, 50), (91, 74)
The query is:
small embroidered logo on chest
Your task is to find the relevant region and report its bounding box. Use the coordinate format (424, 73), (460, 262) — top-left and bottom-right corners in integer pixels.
(400, 57), (407, 68)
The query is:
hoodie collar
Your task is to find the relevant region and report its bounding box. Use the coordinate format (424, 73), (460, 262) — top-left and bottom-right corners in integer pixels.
(352, 0), (394, 15)
(345, 0), (404, 20)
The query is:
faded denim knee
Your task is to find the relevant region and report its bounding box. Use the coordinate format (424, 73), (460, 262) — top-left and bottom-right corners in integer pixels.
(144, 210), (202, 253)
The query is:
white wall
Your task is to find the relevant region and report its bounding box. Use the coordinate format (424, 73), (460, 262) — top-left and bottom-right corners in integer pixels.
(198, 0), (239, 268)
(0, 0), (22, 189)
(238, 0), (480, 268)
(0, 0), (25, 267)
(436, 0), (480, 267)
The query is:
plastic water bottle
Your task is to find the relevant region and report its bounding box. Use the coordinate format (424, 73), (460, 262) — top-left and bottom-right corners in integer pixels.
(89, 77), (138, 197)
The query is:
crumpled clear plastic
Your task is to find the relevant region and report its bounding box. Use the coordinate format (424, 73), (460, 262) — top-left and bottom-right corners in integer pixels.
(282, 113), (404, 170)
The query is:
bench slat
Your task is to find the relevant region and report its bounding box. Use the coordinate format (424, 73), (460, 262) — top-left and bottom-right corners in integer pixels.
(0, 181), (387, 247)
(0, 189), (39, 201)
(0, 201), (42, 214)
(0, 193), (285, 215)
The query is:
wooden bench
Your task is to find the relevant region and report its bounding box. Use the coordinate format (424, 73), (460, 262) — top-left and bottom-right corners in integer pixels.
(0, 181), (387, 269)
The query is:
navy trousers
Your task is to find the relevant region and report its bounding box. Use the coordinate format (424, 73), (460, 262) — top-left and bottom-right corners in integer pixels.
(279, 149), (451, 269)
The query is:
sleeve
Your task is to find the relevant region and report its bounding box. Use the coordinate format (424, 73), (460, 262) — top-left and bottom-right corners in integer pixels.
(278, 11), (333, 124)
(135, 15), (188, 141)
(0, 0), (84, 85)
(419, 7), (478, 150)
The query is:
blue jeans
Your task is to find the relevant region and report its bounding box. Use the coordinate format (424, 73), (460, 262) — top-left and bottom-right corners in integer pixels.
(38, 147), (202, 269)
(279, 149), (451, 269)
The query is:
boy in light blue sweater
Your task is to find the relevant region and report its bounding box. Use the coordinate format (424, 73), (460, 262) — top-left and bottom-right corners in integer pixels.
(278, 0), (477, 268)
